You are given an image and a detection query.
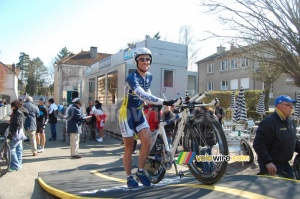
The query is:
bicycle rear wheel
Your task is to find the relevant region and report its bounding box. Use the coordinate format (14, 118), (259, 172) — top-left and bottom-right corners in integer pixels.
(183, 112), (228, 185)
(240, 139), (254, 163)
(0, 143), (11, 176)
(293, 154), (300, 180)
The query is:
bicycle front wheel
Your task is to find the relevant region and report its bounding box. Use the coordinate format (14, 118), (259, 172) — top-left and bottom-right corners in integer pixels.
(0, 143), (11, 176)
(183, 112), (228, 184)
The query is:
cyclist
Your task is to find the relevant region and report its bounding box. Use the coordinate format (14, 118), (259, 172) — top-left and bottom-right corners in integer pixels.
(36, 98), (48, 153)
(118, 47), (175, 188)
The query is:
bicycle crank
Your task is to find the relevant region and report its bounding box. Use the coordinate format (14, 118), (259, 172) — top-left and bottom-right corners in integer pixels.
(161, 150), (172, 170)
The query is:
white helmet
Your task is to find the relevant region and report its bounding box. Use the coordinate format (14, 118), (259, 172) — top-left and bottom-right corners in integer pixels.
(134, 47), (152, 65)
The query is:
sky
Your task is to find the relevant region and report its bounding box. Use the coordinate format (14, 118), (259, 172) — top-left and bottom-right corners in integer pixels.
(0, 0), (226, 70)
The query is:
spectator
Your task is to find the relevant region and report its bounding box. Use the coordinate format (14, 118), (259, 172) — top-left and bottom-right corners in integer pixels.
(95, 100), (102, 110)
(67, 98), (85, 158)
(48, 98), (58, 141)
(8, 100), (26, 171)
(94, 106), (106, 143)
(253, 95), (300, 178)
(23, 95), (40, 156)
(36, 98), (48, 153)
(161, 105), (176, 146)
(86, 100), (96, 140)
(214, 101), (225, 125)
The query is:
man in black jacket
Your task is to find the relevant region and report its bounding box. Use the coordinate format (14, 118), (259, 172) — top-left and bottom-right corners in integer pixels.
(253, 95), (300, 178)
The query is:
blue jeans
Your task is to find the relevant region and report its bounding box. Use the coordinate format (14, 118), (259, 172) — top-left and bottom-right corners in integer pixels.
(50, 123), (57, 139)
(9, 139), (23, 170)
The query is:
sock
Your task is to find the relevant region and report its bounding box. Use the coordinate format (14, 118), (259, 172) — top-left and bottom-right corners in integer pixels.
(138, 168), (144, 172)
(127, 175), (132, 179)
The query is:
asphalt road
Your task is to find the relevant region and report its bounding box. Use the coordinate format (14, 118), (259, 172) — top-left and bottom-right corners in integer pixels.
(0, 119), (261, 199)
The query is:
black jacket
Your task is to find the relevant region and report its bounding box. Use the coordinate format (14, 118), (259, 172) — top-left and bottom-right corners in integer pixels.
(253, 111), (300, 165)
(9, 109), (24, 136)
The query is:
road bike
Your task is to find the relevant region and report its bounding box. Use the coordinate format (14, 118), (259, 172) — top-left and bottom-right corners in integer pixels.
(80, 120), (90, 143)
(144, 92), (229, 185)
(0, 123), (11, 176)
(58, 115), (70, 145)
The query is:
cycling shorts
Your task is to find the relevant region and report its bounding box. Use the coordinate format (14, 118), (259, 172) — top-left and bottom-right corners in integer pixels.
(119, 108), (149, 138)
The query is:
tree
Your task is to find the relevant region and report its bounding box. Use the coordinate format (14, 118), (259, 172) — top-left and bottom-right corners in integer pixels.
(16, 52), (30, 83)
(201, 0), (300, 87)
(55, 47), (71, 62)
(145, 32), (161, 40)
(178, 26), (201, 71)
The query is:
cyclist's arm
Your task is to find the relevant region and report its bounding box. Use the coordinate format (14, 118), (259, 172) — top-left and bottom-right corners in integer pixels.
(134, 86), (164, 105)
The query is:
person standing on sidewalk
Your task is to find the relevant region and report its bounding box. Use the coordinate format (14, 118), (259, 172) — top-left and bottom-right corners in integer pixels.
(48, 98), (58, 141)
(118, 47), (176, 188)
(8, 100), (26, 171)
(23, 96), (40, 156)
(67, 98), (85, 158)
(253, 95), (300, 178)
(94, 107), (106, 143)
(36, 98), (48, 153)
(86, 100), (96, 140)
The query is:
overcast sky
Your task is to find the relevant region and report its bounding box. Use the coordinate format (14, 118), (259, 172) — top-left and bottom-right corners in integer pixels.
(0, 0), (227, 70)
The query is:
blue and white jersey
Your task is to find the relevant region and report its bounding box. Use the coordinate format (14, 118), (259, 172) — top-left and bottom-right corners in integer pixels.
(121, 70), (164, 110)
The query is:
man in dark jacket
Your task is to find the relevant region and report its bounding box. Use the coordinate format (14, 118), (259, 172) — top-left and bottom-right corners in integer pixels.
(23, 96), (40, 156)
(36, 98), (48, 153)
(67, 98), (84, 158)
(253, 95), (300, 178)
(48, 98), (58, 141)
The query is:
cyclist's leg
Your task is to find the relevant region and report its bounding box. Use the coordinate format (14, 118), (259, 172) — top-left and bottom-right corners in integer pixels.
(137, 128), (151, 169)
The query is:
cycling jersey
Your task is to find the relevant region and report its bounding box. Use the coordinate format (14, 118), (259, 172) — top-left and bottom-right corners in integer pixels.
(119, 70), (164, 137)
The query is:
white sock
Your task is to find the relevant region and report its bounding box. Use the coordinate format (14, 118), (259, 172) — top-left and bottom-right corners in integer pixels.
(138, 168), (144, 172)
(127, 175), (132, 179)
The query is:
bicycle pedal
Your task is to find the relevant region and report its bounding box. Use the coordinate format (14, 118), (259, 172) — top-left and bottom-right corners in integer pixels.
(178, 170), (184, 178)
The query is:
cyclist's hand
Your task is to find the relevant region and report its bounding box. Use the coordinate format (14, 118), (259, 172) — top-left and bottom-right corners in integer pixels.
(163, 99), (176, 106)
(266, 162), (277, 175)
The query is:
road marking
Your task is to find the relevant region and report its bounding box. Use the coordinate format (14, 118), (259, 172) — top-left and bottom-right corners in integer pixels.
(91, 170), (274, 198)
(38, 177), (115, 199)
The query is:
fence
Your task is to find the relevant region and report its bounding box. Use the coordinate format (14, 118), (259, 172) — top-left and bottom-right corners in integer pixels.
(0, 105), (11, 120)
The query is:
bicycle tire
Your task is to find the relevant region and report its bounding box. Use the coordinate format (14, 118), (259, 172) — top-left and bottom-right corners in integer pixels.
(183, 112), (228, 185)
(144, 154), (166, 184)
(293, 154), (300, 180)
(240, 139), (254, 163)
(0, 143), (11, 176)
(80, 125), (88, 143)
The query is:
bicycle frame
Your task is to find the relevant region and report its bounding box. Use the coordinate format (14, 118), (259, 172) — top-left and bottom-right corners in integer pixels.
(148, 93), (217, 170)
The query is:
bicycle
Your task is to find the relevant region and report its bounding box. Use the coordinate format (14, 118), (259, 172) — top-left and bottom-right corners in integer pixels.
(80, 116), (91, 143)
(144, 92), (229, 185)
(58, 115), (70, 145)
(0, 123), (11, 176)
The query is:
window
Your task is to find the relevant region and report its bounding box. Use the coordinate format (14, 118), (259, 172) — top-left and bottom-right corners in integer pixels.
(164, 70), (173, 87)
(230, 79), (238, 90)
(89, 79), (95, 93)
(220, 60), (228, 71)
(241, 78), (250, 89)
(187, 75), (196, 96)
(241, 57), (249, 67)
(97, 75), (105, 104)
(207, 63), (214, 73)
(230, 59), (238, 69)
(221, 80), (228, 90)
(207, 82), (214, 91)
(107, 70), (118, 104)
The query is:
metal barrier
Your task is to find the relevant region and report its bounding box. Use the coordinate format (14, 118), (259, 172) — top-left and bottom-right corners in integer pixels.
(0, 105), (11, 120)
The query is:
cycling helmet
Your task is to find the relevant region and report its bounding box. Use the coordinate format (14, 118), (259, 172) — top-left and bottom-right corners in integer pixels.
(134, 47), (152, 65)
(39, 97), (45, 101)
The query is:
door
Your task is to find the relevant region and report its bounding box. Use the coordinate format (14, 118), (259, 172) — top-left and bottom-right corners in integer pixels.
(161, 69), (175, 100)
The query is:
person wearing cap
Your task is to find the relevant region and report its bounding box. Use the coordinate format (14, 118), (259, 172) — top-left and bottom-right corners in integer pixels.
(23, 95), (40, 156)
(48, 98), (58, 141)
(253, 95), (300, 178)
(67, 98), (85, 158)
(118, 47), (176, 188)
(36, 98), (48, 153)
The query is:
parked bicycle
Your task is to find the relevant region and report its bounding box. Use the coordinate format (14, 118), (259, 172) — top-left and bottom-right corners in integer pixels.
(58, 114), (70, 145)
(0, 123), (11, 176)
(144, 92), (229, 185)
(80, 116), (91, 143)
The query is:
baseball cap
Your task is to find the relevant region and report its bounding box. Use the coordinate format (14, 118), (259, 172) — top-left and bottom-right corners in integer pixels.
(274, 95), (296, 106)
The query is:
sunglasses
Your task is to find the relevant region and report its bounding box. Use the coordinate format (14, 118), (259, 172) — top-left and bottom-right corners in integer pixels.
(137, 57), (151, 62)
(281, 103), (293, 108)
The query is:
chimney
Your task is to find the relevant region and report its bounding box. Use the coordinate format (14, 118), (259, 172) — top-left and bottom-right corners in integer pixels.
(230, 43), (236, 50)
(12, 63), (15, 72)
(90, 46), (97, 58)
(217, 46), (225, 54)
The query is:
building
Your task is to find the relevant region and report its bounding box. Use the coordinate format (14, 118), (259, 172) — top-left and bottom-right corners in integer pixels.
(196, 45), (299, 101)
(54, 47), (111, 106)
(0, 62), (19, 102)
(83, 38), (191, 134)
